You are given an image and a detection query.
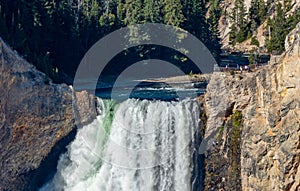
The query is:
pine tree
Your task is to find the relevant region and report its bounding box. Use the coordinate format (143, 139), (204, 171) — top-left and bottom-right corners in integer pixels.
(117, 0), (125, 24)
(182, 0), (211, 45)
(206, 0), (221, 57)
(229, 23), (237, 45)
(99, 0), (118, 33)
(258, 0), (267, 23)
(208, 0), (221, 40)
(237, 0), (247, 42)
(230, 0), (248, 43)
(236, 0), (246, 28)
(267, 3), (286, 52)
(123, 0), (143, 25)
(287, 8), (300, 31)
(81, 0), (100, 21)
(177, 0), (220, 60)
(249, 0), (259, 32)
(163, 0), (185, 27)
(143, 0), (162, 23)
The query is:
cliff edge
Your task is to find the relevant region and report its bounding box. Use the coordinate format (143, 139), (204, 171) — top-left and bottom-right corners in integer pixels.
(204, 22), (300, 190)
(0, 38), (96, 190)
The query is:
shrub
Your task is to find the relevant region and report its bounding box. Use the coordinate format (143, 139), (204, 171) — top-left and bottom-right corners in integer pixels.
(251, 36), (260, 47)
(230, 70), (235, 76)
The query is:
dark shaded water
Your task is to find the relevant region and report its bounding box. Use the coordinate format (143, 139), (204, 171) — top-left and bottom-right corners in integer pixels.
(96, 79), (207, 101)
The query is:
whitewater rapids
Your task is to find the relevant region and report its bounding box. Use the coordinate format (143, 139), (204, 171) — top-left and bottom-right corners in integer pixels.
(40, 98), (200, 191)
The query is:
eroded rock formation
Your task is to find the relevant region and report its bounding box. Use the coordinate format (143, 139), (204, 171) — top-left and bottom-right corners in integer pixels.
(204, 23), (300, 190)
(0, 38), (96, 190)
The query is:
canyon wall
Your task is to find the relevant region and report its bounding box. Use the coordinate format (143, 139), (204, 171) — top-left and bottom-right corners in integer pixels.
(204, 22), (300, 190)
(0, 38), (96, 190)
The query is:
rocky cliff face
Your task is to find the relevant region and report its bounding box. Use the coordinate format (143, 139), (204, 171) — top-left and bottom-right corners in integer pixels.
(204, 22), (300, 190)
(0, 38), (96, 190)
(216, 0), (300, 52)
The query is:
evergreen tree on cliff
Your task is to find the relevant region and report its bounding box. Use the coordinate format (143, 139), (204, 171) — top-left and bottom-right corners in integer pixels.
(267, 3), (287, 53)
(207, 0), (221, 56)
(229, 0), (248, 44)
(236, 0), (247, 42)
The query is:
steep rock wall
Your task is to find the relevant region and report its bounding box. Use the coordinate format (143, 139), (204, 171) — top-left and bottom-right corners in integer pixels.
(216, 0), (300, 52)
(0, 38), (96, 190)
(204, 22), (300, 190)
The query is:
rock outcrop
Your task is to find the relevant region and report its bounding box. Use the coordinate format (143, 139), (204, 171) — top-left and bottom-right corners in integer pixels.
(204, 22), (300, 190)
(216, 0), (300, 52)
(0, 38), (96, 190)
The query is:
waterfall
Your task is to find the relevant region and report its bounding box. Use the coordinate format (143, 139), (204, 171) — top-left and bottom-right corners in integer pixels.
(40, 98), (201, 191)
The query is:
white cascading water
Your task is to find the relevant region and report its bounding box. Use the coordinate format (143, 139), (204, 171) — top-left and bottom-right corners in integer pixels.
(41, 98), (200, 191)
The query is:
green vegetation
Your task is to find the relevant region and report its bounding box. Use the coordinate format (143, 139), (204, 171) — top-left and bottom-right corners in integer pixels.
(200, 108), (207, 137)
(219, 126), (224, 133)
(205, 110), (243, 190)
(2, 0), (299, 81)
(248, 49), (258, 65)
(266, 2), (300, 53)
(250, 36), (260, 47)
(266, 3), (287, 53)
(0, 0), (221, 83)
(230, 0), (267, 45)
(229, 0), (249, 44)
(228, 110), (243, 190)
(207, 0), (221, 54)
(229, 0), (299, 53)
(231, 111), (242, 128)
